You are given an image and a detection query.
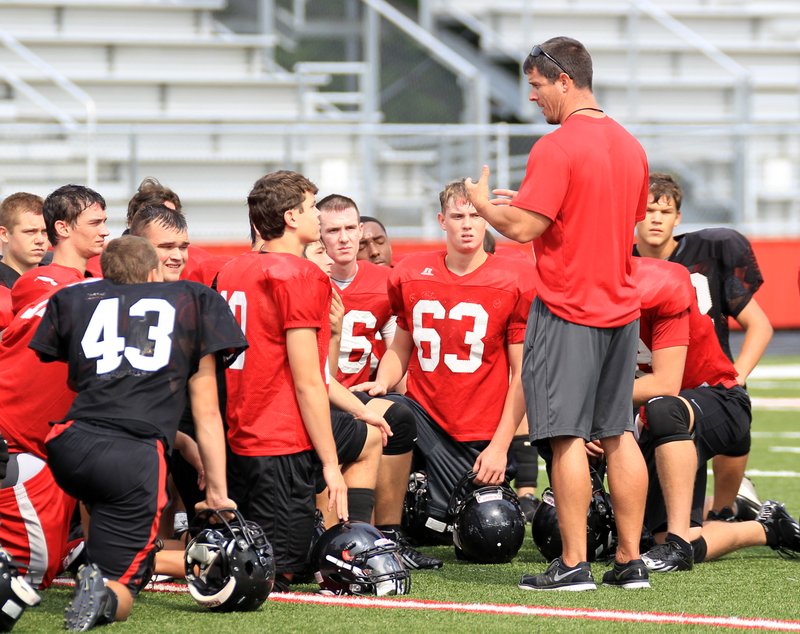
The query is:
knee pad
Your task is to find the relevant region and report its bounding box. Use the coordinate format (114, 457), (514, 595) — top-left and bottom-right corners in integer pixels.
(510, 435), (538, 488)
(691, 536), (708, 564)
(382, 402), (416, 456)
(644, 396), (693, 447)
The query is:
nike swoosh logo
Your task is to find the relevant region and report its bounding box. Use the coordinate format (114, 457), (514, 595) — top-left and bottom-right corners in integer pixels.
(553, 569), (580, 582)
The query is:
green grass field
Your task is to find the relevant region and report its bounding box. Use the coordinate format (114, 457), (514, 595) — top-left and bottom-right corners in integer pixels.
(15, 358), (800, 632)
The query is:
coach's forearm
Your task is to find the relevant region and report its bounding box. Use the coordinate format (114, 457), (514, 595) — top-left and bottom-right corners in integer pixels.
(473, 200), (550, 243)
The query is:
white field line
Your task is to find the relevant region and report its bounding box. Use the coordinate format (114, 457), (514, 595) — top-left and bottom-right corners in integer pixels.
(49, 579), (800, 631)
(752, 432), (800, 439)
(769, 447), (800, 454)
(750, 397), (800, 410)
(749, 365), (800, 380)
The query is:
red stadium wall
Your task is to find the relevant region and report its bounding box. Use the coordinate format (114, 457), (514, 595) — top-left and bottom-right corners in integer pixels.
(199, 238), (800, 329)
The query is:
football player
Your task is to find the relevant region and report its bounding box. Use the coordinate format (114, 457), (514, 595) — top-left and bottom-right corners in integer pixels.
(0, 185), (106, 588)
(591, 256), (800, 569)
(215, 171), (350, 591)
(129, 204), (189, 282)
(33, 235), (246, 630)
(627, 257), (751, 570)
(354, 179), (533, 546)
(357, 215), (393, 267)
(312, 203), (440, 570)
(634, 173), (773, 519)
(0, 193), (47, 329)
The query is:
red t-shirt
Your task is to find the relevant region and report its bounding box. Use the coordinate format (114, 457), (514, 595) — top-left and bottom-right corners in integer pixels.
(633, 258), (692, 373)
(0, 285), (77, 458)
(11, 264), (86, 316)
(513, 115), (648, 327)
(0, 286), (12, 331)
(335, 261), (393, 388)
(389, 251), (533, 442)
(217, 252), (332, 456)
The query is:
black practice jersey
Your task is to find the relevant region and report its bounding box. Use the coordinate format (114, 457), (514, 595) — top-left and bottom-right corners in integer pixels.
(635, 228), (763, 360)
(30, 279), (247, 448)
(0, 261), (19, 289)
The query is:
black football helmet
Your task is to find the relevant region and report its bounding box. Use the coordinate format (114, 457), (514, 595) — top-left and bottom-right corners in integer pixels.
(402, 471), (452, 545)
(185, 509), (275, 612)
(531, 465), (617, 562)
(311, 521), (411, 596)
(0, 548), (40, 632)
(448, 471), (526, 564)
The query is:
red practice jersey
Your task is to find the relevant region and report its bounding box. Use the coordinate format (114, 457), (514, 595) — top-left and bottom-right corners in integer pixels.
(217, 252), (332, 457)
(11, 264), (87, 316)
(389, 251), (533, 442)
(633, 257), (738, 389)
(335, 261), (393, 387)
(0, 282), (81, 458)
(634, 257), (693, 373)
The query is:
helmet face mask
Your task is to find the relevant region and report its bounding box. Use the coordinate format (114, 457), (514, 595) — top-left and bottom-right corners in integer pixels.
(448, 472), (526, 564)
(312, 521), (411, 596)
(531, 465), (618, 562)
(0, 548), (41, 632)
(185, 509), (275, 612)
(402, 471), (453, 546)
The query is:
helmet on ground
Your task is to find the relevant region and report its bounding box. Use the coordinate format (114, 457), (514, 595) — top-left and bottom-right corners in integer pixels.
(448, 471), (526, 564)
(311, 521), (411, 596)
(0, 548), (40, 632)
(402, 471), (452, 545)
(185, 509), (275, 611)
(531, 465), (616, 562)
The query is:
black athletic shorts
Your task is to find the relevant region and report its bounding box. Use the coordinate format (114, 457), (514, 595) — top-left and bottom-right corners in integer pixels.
(383, 393), (515, 531)
(640, 384), (751, 534)
(313, 407), (368, 494)
(45, 420), (166, 595)
(227, 450), (316, 575)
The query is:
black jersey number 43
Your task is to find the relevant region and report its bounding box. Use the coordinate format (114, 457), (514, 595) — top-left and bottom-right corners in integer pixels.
(81, 297), (175, 374)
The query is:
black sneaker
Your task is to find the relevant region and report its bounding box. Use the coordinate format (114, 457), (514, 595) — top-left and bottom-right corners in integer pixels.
(641, 540), (693, 572)
(756, 500), (800, 558)
(602, 559), (651, 589)
(381, 528), (443, 570)
(735, 477), (762, 522)
(706, 506), (736, 522)
(518, 558), (596, 592)
(65, 563), (116, 632)
(519, 494), (541, 524)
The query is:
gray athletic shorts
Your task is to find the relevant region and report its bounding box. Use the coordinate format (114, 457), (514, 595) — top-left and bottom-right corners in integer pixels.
(523, 297), (639, 443)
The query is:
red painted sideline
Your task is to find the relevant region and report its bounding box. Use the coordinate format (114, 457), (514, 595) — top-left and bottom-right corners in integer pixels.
(50, 579), (800, 631)
(194, 238), (800, 328)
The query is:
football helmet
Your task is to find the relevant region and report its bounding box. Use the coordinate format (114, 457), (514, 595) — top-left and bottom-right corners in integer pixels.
(448, 471), (526, 564)
(0, 548), (40, 632)
(531, 466), (616, 562)
(402, 471), (452, 545)
(311, 521), (411, 596)
(185, 509), (275, 612)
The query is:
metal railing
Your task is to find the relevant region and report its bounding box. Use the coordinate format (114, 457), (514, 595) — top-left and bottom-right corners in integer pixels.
(0, 27), (97, 186)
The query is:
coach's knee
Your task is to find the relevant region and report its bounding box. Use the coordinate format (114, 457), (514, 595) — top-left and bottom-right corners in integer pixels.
(644, 396), (693, 448)
(382, 402), (416, 456)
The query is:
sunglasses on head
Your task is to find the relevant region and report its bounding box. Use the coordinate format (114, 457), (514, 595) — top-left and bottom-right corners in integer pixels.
(530, 44), (571, 78)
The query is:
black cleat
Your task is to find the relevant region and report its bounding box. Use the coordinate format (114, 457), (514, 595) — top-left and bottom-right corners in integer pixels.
(65, 564), (116, 632)
(518, 558), (596, 592)
(381, 528), (443, 570)
(756, 500), (800, 558)
(519, 494), (541, 524)
(602, 559), (651, 589)
(706, 506), (736, 522)
(641, 540), (693, 573)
